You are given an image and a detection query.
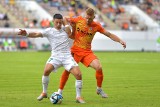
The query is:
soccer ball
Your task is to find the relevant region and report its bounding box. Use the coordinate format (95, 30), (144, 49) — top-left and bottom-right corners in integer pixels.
(50, 92), (63, 104)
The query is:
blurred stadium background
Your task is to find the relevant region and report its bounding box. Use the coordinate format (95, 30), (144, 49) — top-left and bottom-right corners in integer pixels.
(0, 0), (160, 52)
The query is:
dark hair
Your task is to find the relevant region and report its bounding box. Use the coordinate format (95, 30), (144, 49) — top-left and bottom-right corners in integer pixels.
(53, 14), (63, 19)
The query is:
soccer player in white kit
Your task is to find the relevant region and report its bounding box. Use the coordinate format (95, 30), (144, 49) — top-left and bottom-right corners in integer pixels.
(18, 14), (85, 103)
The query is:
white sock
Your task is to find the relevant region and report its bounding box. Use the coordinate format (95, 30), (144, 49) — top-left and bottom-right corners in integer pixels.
(97, 87), (101, 90)
(42, 75), (49, 93)
(58, 89), (63, 95)
(75, 80), (82, 98)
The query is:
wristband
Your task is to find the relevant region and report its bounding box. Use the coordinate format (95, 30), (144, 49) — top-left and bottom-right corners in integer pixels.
(26, 32), (29, 37)
(65, 25), (69, 27)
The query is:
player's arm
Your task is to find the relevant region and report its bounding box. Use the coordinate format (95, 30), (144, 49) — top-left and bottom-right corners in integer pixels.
(69, 22), (76, 39)
(63, 16), (77, 39)
(63, 17), (72, 37)
(18, 29), (43, 38)
(103, 31), (126, 49)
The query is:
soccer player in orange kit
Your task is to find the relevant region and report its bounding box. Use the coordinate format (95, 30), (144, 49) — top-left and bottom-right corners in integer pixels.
(58, 8), (126, 98)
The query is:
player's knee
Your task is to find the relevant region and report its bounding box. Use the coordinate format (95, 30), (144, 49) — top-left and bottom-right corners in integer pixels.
(44, 69), (52, 76)
(94, 64), (102, 71)
(75, 72), (82, 80)
(70, 67), (82, 80)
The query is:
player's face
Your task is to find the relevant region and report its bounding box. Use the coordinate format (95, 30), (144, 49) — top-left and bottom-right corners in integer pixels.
(85, 14), (95, 25)
(53, 19), (63, 30)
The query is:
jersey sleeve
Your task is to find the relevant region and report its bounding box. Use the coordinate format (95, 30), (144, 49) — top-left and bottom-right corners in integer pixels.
(41, 28), (51, 37)
(97, 22), (106, 34)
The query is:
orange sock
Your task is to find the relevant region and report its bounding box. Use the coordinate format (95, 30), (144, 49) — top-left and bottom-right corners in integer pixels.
(59, 70), (70, 90)
(96, 70), (103, 87)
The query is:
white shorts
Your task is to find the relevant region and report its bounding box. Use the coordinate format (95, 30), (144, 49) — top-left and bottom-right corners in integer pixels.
(46, 52), (78, 72)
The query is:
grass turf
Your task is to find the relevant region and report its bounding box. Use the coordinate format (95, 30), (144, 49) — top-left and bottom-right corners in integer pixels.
(0, 51), (160, 107)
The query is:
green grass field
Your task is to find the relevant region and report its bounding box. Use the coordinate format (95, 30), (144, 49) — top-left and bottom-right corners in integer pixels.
(0, 51), (160, 107)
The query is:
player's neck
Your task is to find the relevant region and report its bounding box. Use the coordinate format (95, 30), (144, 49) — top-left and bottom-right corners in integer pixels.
(87, 23), (91, 26)
(87, 21), (93, 25)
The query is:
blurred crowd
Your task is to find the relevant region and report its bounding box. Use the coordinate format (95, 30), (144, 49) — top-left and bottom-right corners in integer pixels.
(0, 32), (36, 52)
(0, 0), (160, 30)
(88, 0), (158, 30)
(0, 0), (160, 51)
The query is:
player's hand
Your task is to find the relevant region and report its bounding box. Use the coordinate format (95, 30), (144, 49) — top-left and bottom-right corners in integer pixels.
(18, 29), (27, 36)
(120, 40), (126, 49)
(63, 16), (71, 26)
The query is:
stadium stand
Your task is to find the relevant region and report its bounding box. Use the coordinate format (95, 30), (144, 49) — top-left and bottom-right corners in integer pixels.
(0, 0), (40, 28)
(138, 0), (160, 26)
(36, 0), (159, 31)
(36, 0), (112, 29)
(1, 0), (159, 30)
(87, 0), (159, 31)
(0, 1), (24, 28)
(0, 0), (160, 52)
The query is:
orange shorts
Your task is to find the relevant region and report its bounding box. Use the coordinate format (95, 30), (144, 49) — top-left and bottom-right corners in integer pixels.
(72, 52), (97, 67)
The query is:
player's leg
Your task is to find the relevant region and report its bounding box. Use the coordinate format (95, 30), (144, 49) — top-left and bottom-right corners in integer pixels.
(89, 59), (108, 98)
(37, 63), (54, 101)
(69, 66), (85, 103)
(62, 54), (85, 103)
(58, 53), (81, 95)
(82, 53), (108, 98)
(89, 59), (103, 87)
(58, 70), (70, 95)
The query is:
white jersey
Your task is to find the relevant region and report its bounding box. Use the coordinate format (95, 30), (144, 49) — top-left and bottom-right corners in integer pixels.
(42, 27), (70, 54)
(41, 27), (78, 72)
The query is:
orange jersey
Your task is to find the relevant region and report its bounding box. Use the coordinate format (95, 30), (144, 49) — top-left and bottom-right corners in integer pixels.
(68, 16), (106, 55)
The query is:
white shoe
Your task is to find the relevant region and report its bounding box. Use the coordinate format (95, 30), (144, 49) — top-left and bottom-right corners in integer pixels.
(37, 93), (48, 101)
(76, 97), (86, 103)
(96, 89), (108, 98)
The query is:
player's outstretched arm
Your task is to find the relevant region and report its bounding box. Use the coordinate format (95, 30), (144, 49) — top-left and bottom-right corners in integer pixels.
(18, 29), (43, 38)
(103, 31), (126, 49)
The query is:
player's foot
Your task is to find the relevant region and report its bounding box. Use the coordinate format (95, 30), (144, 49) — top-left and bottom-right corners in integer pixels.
(96, 88), (108, 98)
(37, 93), (48, 101)
(76, 97), (85, 103)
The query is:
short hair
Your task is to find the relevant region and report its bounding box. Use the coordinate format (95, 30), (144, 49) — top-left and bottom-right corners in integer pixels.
(86, 8), (95, 16)
(53, 14), (63, 19)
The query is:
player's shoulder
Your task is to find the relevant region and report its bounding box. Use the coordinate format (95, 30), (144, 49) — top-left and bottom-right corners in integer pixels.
(42, 27), (56, 36)
(45, 27), (57, 32)
(44, 27), (52, 31)
(92, 21), (103, 27)
(93, 21), (101, 25)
